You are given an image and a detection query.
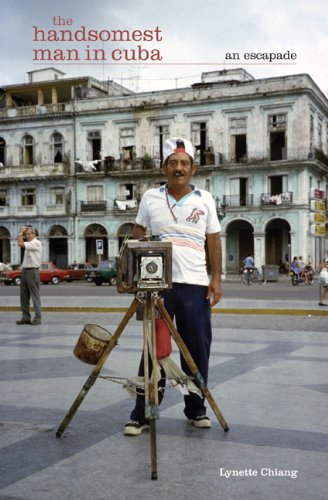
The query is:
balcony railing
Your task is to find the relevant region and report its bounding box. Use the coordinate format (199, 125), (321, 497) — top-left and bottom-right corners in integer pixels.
(0, 163), (67, 179)
(45, 204), (66, 214)
(223, 194), (253, 208)
(17, 205), (38, 215)
(0, 103), (67, 119)
(76, 157), (161, 174)
(261, 191), (293, 206)
(218, 148), (328, 167)
(80, 200), (107, 212)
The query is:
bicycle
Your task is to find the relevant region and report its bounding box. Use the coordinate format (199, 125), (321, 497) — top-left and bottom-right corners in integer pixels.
(241, 267), (261, 285)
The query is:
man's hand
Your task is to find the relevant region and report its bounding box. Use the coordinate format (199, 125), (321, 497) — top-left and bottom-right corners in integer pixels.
(206, 279), (222, 307)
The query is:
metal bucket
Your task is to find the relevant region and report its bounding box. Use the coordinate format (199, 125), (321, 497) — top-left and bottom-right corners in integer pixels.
(74, 324), (112, 365)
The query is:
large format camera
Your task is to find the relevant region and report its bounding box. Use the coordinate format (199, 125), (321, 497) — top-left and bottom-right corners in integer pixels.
(116, 239), (172, 293)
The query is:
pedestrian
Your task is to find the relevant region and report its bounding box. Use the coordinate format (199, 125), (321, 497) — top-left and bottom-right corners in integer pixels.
(16, 226), (42, 325)
(318, 258), (328, 306)
(124, 137), (222, 436)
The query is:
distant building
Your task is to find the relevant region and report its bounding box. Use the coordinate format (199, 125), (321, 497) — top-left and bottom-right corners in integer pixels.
(0, 67), (327, 274)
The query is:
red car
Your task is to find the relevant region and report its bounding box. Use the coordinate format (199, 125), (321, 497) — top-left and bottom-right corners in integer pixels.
(66, 262), (94, 282)
(0, 262), (69, 285)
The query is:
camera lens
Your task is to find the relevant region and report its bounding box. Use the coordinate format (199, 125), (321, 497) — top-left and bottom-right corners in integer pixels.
(145, 261), (158, 274)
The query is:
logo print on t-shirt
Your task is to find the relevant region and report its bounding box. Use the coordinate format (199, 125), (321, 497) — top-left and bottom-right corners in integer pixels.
(186, 207), (205, 224)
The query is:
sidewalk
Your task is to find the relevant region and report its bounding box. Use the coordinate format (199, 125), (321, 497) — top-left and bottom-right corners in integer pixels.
(0, 293), (328, 499)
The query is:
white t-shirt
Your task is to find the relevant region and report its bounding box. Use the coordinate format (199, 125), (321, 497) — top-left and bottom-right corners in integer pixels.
(136, 185), (221, 286)
(22, 238), (42, 268)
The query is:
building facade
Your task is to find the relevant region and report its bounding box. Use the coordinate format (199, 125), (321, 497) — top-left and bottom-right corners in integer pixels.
(1, 67), (327, 275)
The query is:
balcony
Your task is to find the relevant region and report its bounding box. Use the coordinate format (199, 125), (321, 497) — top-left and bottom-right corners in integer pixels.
(218, 148), (328, 168)
(0, 163), (67, 180)
(80, 200), (107, 213)
(261, 191), (293, 206)
(223, 194), (253, 208)
(45, 204), (66, 215)
(17, 205), (38, 216)
(0, 103), (68, 119)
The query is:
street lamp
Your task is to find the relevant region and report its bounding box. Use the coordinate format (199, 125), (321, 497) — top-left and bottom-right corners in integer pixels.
(216, 196), (227, 222)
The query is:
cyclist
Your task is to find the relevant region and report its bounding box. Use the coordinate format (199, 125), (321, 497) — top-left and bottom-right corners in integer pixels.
(243, 254), (254, 269)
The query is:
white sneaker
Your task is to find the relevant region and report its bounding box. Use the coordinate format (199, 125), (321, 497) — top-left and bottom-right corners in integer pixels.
(189, 416), (212, 428)
(123, 421), (150, 436)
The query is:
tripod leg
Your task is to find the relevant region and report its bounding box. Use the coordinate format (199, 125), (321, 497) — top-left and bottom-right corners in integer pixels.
(156, 299), (229, 432)
(142, 292), (159, 479)
(150, 420), (158, 480)
(56, 297), (140, 437)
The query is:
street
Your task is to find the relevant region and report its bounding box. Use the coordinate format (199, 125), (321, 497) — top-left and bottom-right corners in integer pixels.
(0, 275), (323, 302)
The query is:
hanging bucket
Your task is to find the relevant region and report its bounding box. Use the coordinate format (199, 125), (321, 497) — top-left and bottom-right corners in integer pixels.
(74, 324), (112, 365)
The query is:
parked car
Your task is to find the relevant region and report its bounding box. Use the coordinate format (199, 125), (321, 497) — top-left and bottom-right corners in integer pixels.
(66, 262), (94, 282)
(0, 262), (69, 286)
(85, 259), (117, 286)
(0, 266), (22, 286)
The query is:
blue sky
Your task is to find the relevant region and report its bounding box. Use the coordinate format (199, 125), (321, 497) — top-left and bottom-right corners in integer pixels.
(1, 0), (327, 95)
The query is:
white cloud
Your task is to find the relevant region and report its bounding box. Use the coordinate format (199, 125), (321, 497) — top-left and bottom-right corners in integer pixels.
(1, 0), (327, 95)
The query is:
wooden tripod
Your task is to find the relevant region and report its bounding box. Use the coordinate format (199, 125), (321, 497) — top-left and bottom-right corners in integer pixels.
(56, 291), (229, 480)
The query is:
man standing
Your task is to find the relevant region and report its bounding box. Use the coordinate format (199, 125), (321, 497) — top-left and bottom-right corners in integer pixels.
(16, 226), (42, 325)
(124, 137), (222, 435)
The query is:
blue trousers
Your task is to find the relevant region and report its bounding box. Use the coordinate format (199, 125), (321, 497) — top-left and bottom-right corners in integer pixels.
(130, 283), (212, 421)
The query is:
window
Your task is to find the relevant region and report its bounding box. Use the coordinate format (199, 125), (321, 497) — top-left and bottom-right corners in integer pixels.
(229, 117), (247, 162)
(154, 125), (169, 165)
(87, 185), (103, 202)
(269, 175), (288, 195)
(191, 122), (207, 165)
(51, 132), (63, 163)
(23, 135), (35, 165)
(318, 122), (323, 150)
(87, 130), (101, 161)
(0, 189), (7, 206)
(51, 187), (65, 205)
(310, 115), (314, 151)
(119, 183), (136, 200)
(21, 188), (36, 206)
(270, 132), (286, 160)
(229, 178), (248, 206)
(268, 114), (287, 160)
(120, 128), (135, 162)
(269, 114), (286, 129)
(0, 137), (5, 165)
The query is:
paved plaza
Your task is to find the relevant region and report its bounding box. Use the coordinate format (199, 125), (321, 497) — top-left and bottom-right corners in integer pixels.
(0, 292), (327, 499)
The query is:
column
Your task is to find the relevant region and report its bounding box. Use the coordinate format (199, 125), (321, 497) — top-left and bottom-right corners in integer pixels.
(37, 89), (44, 105)
(253, 232), (265, 269)
(220, 232), (226, 279)
(51, 87), (58, 104)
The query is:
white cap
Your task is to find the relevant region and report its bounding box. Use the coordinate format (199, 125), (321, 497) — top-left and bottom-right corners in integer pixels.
(163, 138), (194, 162)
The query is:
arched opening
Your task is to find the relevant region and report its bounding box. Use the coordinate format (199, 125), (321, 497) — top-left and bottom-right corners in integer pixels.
(0, 226), (10, 264)
(117, 222), (134, 250)
(84, 223), (108, 265)
(49, 225), (68, 267)
(225, 219), (254, 274)
(265, 218), (291, 269)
